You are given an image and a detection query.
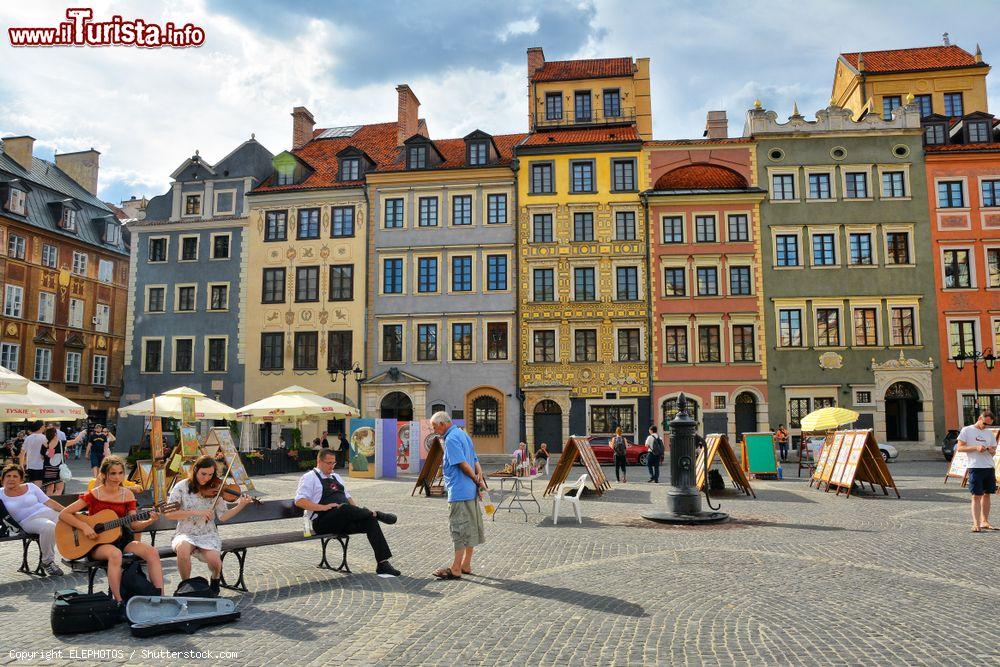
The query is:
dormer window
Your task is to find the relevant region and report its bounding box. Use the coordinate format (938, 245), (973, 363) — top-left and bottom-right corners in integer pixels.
(468, 141), (488, 166)
(60, 207), (77, 232)
(103, 220), (121, 245)
(184, 194), (201, 216)
(967, 121), (990, 144)
(340, 157), (360, 181)
(4, 186), (26, 216)
(276, 164), (295, 185)
(408, 146), (427, 169)
(924, 124), (946, 145)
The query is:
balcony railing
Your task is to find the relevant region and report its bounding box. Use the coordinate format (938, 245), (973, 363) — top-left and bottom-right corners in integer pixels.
(534, 106), (637, 129)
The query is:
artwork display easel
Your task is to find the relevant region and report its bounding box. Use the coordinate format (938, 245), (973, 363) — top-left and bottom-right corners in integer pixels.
(698, 434), (755, 497)
(741, 432), (778, 477)
(543, 436), (611, 497)
(820, 429), (900, 499)
(412, 438), (444, 497)
(810, 432), (843, 488)
(944, 450), (969, 485)
(206, 427), (257, 497)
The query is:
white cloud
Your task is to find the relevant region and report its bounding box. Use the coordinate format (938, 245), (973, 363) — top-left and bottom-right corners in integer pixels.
(498, 17), (540, 43)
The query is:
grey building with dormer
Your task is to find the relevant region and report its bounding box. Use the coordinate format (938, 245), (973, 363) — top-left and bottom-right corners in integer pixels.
(119, 137), (273, 443)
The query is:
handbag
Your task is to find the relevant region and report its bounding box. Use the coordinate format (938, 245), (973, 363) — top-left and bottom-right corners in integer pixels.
(59, 463), (72, 482)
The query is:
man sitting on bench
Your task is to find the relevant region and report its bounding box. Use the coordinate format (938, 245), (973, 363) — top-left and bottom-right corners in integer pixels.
(294, 449), (400, 577)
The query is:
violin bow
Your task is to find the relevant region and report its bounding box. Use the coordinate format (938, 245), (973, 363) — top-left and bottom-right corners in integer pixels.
(209, 454), (238, 513)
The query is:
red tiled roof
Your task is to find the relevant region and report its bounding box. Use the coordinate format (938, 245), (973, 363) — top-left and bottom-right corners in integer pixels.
(104, 202), (129, 220)
(531, 57), (633, 82)
(255, 124), (527, 192)
(647, 137), (753, 147)
(840, 45), (982, 73)
(520, 124), (641, 147)
(925, 143), (1000, 154)
(653, 164), (748, 190)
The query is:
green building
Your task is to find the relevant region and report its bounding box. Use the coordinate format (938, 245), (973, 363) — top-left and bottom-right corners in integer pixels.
(746, 100), (943, 454)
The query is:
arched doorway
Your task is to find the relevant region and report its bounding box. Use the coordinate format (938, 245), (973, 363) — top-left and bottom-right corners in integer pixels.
(661, 397), (699, 433)
(380, 391), (413, 422)
(533, 400), (562, 453)
(884, 382), (919, 441)
(734, 392), (757, 443)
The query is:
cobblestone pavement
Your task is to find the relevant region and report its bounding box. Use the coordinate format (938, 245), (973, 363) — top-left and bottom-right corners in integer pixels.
(1, 458), (998, 666)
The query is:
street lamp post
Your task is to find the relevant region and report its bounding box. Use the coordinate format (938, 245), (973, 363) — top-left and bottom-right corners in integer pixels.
(642, 392), (728, 525)
(953, 348), (996, 415)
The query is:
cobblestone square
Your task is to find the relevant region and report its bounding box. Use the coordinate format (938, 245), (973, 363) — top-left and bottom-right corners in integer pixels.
(1, 458), (998, 666)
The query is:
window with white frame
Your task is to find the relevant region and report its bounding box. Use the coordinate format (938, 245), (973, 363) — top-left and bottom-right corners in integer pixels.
(68, 298), (84, 328)
(184, 194), (202, 216)
(4, 284), (23, 318)
(143, 339), (163, 372)
(98, 259), (114, 283)
(71, 251), (88, 275)
(64, 351), (81, 384)
(0, 343), (19, 372)
(37, 291), (55, 324)
(5, 186), (26, 215)
(33, 348), (52, 381)
(890, 307), (916, 346)
(60, 207), (77, 231)
(95, 303), (110, 333)
(92, 354), (108, 385)
(41, 244), (58, 268)
(7, 234), (25, 260)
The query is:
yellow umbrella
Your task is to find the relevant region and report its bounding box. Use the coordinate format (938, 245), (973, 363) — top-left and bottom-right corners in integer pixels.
(119, 386), (237, 420)
(800, 407), (859, 432)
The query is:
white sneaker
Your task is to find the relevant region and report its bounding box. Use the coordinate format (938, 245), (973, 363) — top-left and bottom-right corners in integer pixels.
(42, 561), (64, 576)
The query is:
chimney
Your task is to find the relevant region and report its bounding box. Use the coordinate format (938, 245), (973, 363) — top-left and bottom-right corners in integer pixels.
(396, 85), (420, 146)
(291, 106), (315, 149)
(527, 47), (545, 131)
(942, 32), (950, 46)
(704, 111), (728, 139)
(3, 135), (35, 171)
(55, 149), (100, 196)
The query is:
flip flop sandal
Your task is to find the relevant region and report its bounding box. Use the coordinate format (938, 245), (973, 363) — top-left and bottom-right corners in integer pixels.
(981, 525), (1000, 531)
(972, 527), (982, 533)
(433, 567), (461, 580)
(461, 568), (473, 574)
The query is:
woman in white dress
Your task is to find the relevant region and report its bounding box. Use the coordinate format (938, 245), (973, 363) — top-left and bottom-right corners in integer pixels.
(165, 455), (252, 594)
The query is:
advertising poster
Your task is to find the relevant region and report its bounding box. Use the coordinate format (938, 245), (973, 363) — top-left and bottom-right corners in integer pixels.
(417, 419), (434, 462)
(348, 418), (376, 478)
(395, 421), (411, 476)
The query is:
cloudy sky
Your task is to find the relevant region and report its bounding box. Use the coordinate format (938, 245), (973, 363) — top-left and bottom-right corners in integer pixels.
(1, 0), (998, 205)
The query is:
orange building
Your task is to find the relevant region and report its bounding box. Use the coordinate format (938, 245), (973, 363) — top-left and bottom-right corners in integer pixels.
(925, 117), (1000, 428)
(645, 119), (768, 442)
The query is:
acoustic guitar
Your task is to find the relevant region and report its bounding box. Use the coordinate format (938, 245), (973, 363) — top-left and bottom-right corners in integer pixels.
(56, 502), (179, 561)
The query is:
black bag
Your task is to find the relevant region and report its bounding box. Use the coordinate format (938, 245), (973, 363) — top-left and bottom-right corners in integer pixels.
(651, 437), (665, 458)
(174, 576), (216, 598)
(120, 560), (158, 603)
(708, 469), (725, 492)
(51, 589), (121, 634)
(0, 499), (24, 538)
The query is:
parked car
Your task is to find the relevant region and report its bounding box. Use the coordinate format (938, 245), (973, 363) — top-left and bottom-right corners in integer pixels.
(804, 436), (898, 463)
(942, 429), (959, 461)
(585, 435), (650, 466)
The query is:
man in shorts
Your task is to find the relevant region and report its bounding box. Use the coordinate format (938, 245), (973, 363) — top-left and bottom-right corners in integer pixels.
(431, 411), (484, 580)
(956, 411), (997, 533)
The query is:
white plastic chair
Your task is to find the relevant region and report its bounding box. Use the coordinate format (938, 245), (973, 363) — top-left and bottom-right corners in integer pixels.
(552, 473), (588, 525)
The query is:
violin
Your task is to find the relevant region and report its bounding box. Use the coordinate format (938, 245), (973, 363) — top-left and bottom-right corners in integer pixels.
(199, 477), (261, 505)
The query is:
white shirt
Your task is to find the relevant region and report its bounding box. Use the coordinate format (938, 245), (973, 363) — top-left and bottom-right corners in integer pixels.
(21, 433), (47, 470)
(294, 468), (352, 520)
(958, 425), (997, 469)
(645, 434), (656, 451)
(0, 483), (50, 524)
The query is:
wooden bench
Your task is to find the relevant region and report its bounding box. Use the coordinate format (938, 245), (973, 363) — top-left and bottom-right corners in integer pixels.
(65, 499), (351, 593)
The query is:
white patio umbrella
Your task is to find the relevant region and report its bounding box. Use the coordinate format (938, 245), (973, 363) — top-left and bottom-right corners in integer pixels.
(0, 368), (87, 421)
(236, 385), (359, 421)
(118, 386), (237, 420)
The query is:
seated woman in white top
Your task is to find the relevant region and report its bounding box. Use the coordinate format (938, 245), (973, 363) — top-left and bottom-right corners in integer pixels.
(0, 463), (65, 575)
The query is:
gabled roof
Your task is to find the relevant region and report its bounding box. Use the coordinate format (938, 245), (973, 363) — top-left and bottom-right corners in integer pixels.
(169, 154), (215, 180)
(840, 45), (985, 74)
(403, 134), (447, 163)
(0, 145), (127, 256)
(531, 57), (633, 82)
(519, 124), (641, 148)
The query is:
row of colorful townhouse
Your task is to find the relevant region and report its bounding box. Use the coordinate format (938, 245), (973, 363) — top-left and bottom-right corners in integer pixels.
(107, 40), (999, 456)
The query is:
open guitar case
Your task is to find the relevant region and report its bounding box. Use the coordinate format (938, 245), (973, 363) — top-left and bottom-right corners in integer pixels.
(125, 596), (240, 637)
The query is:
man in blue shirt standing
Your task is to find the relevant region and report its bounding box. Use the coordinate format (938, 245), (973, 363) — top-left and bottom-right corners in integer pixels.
(431, 411), (484, 580)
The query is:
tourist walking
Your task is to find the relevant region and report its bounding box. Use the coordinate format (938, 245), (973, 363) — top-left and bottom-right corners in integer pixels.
(431, 411), (484, 580)
(775, 425), (789, 462)
(18, 421), (47, 488)
(645, 426), (664, 483)
(956, 411), (997, 533)
(86, 426), (111, 479)
(612, 427), (628, 484)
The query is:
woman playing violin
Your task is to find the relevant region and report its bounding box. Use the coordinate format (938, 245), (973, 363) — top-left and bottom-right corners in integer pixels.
(165, 455), (253, 594)
(58, 455), (164, 602)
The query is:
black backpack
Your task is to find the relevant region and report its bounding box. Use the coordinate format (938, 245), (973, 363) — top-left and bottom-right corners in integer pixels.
(120, 560), (158, 603)
(651, 437), (664, 458)
(174, 576), (216, 598)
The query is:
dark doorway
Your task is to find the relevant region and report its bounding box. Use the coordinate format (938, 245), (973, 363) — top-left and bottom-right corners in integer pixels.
(533, 400), (562, 453)
(734, 392), (757, 443)
(258, 424), (272, 450)
(380, 391), (413, 422)
(884, 382), (920, 441)
(88, 410), (108, 427)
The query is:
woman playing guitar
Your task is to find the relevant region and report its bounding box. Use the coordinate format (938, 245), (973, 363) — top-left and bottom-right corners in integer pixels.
(58, 455), (164, 602)
(164, 455), (253, 594)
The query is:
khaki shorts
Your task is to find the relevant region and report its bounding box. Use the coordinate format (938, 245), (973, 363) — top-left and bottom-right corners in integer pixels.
(449, 499), (485, 550)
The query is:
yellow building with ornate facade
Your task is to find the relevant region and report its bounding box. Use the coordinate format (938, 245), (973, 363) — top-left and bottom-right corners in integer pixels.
(516, 50), (652, 451)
